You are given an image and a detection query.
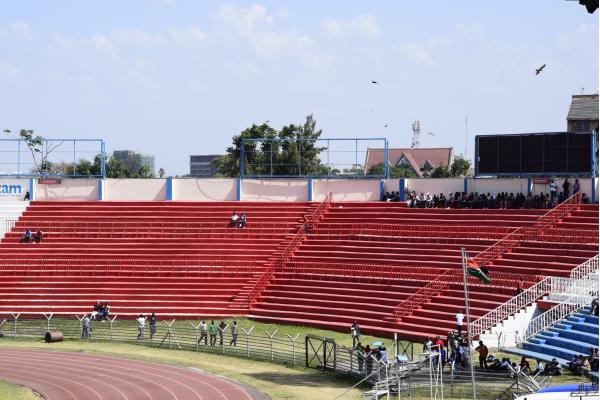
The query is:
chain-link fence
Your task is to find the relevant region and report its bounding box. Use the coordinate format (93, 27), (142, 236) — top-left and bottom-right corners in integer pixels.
(0, 314), (548, 399)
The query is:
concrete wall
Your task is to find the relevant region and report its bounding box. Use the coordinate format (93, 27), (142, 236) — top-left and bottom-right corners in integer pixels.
(469, 178), (529, 195)
(0, 177), (596, 202)
(313, 179), (380, 201)
(384, 179), (400, 193)
(405, 178), (464, 195)
(242, 179), (308, 202)
(173, 179), (237, 201)
(36, 178), (98, 201)
(0, 178), (29, 201)
(104, 179), (166, 201)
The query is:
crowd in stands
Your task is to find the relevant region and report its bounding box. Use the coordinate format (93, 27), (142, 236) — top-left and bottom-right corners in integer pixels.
(19, 229), (43, 243)
(384, 179), (588, 208)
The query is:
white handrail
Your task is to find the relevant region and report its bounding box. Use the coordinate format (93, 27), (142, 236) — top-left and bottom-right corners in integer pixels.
(471, 255), (599, 337)
(570, 255), (599, 280)
(523, 280), (598, 341)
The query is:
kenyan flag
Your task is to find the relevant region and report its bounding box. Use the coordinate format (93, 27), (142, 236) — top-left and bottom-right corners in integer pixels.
(465, 257), (491, 284)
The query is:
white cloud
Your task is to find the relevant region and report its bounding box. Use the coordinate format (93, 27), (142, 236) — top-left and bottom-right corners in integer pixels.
(212, 4), (320, 58)
(0, 61), (23, 79)
(215, 4), (274, 37)
(556, 24), (598, 48)
(0, 20), (32, 39)
(321, 14), (382, 40)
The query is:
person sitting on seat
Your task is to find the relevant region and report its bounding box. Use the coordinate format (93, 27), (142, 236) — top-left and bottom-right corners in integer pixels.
(238, 213), (247, 228)
(519, 356), (531, 374)
(33, 230), (44, 243)
(91, 301), (101, 320)
(591, 298), (599, 316)
(229, 211), (239, 226)
(20, 229), (32, 243)
(542, 358), (561, 376)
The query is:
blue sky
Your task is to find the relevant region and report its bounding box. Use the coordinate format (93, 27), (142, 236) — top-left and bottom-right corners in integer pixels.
(0, 1), (597, 175)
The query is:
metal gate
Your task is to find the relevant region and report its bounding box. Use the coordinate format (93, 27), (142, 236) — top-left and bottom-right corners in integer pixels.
(305, 334), (336, 372)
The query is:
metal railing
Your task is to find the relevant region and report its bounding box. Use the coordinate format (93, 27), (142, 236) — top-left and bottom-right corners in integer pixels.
(0, 313), (307, 366)
(6, 220), (295, 240)
(471, 255), (598, 337)
(473, 192), (582, 267)
(523, 279), (598, 340)
(242, 193), (333, 308)
(315, 222), (514, 241)
(393, 269), (457, 322)
(0, 257), (265, 277)
(570, 254), (599, 280)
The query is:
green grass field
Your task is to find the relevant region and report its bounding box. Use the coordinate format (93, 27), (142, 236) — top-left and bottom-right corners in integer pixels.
(0, 380), (39, 400)
(0, 318), (591, 400)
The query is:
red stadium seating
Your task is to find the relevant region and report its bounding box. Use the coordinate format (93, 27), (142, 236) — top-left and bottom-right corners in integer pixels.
(0, 200), (597, 341)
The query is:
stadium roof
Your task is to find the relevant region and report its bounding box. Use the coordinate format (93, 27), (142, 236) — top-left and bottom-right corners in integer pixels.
(567, 94), (599, 121)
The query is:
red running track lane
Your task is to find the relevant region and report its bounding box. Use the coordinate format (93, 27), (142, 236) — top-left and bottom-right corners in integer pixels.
(0, 348), (268, 400)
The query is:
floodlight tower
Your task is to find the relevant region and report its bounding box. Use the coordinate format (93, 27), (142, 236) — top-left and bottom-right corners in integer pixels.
(411, 121), (421, 149)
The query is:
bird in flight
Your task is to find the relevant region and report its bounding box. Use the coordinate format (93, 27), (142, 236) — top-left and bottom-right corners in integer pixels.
(384, 124), (388, 128)
(535, 64), (546, 76)
(371, 80), (378, 84)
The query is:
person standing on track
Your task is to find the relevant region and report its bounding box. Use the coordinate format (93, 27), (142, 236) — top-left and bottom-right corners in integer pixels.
(137, 314), (147, 342)
(149, 313), (157, 339)
(229, 321), (238, 346)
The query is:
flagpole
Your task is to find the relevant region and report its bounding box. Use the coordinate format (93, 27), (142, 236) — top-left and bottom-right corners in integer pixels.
(461, 247), (477, 400)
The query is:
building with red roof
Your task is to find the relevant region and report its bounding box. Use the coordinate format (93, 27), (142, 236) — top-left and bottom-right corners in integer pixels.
(365, 147), (454, 177)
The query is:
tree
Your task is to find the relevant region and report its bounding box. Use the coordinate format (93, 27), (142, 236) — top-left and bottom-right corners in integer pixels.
(366, 163), (417, 178)
(158, 168), (165, 178)
(450, 155), (471, 177)
(212, 115), (326, 177)
(4, 129), (65, 175)
(431, 164), (451, 178)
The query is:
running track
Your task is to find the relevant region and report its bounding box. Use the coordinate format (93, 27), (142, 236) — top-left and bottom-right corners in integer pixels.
(0, 348), (267, 400)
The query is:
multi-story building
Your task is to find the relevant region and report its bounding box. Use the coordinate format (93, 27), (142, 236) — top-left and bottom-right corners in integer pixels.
(189, 155), (220, 177)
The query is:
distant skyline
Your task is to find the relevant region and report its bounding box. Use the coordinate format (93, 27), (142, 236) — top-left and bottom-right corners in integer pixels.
(1, 1), (597, 175)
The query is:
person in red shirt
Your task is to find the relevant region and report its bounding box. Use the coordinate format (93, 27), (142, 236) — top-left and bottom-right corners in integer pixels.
(475, 340), (489, 369)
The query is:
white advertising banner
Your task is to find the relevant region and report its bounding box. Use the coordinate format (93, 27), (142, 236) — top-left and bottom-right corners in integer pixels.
(0, 179), (28, 201)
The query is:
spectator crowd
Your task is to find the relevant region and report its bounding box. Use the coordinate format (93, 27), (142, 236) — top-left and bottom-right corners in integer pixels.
(383, 179), (588, 209)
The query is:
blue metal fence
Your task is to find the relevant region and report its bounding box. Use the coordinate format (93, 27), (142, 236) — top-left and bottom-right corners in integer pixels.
(0, 138), (106, 178)
(240, 137), (388, 179)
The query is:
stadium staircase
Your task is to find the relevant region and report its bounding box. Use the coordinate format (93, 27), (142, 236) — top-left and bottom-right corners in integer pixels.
(506, 307), (599, 367)
(0, 201), (28, 240)
(249, 200), (598, 339)
(0, 201), (312, 317)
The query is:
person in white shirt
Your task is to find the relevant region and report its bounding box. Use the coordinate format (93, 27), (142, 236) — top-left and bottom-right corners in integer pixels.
(229, 211), (239, 226)
(198, 320), (208, 345)
(423, 337), (433, 353)
(136, 314), (147, 341)
(455, 311), (465, 335)
(549, 179), (558, 204)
